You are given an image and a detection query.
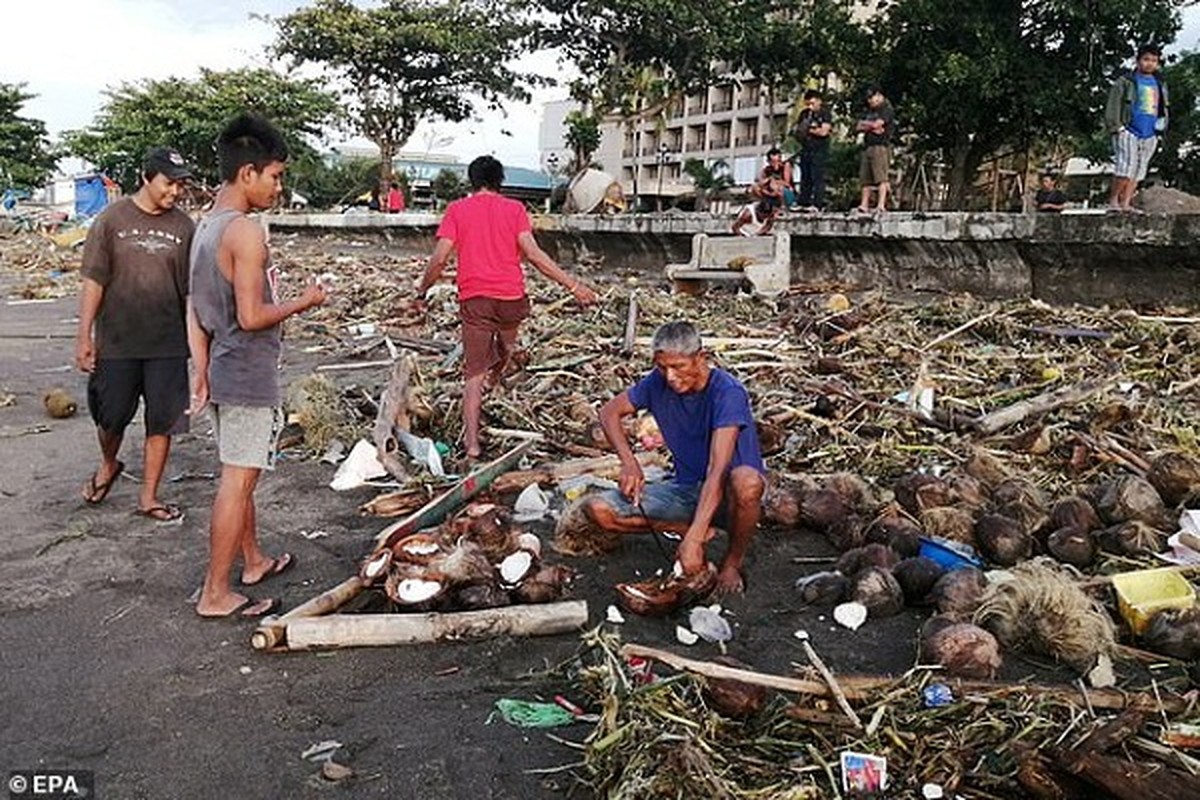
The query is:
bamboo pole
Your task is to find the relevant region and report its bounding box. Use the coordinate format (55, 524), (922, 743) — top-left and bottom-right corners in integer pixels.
(251, 576), (366, 651)
(284, 600), (589, 650)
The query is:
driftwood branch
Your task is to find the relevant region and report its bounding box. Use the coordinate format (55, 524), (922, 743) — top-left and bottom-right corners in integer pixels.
(372, 357), (413, 480)
(972, 378), (1116, 436)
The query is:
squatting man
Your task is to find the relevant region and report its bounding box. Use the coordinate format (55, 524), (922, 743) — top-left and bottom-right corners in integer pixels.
(580, 321), (766, 595)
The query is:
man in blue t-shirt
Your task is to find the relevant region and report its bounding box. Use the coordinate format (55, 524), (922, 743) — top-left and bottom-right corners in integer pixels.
(580, 321), (766, 594)
(1105, 44), (1170, 212)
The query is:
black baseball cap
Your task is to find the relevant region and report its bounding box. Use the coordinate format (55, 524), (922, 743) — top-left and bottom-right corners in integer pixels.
(143, 147), (193, 180)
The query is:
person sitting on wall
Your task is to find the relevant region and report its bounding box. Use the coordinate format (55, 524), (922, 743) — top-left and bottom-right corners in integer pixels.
(1034, 173), (1068, 213)
(751, 148), (792, 214)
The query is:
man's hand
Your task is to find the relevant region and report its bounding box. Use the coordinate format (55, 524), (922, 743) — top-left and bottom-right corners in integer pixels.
(75, 336), (96, 373)
(677, 536), (707, 577)
(187, 375), (209, 417)
(299, 281), (328, 310)
(618, 460), (645, 505)
(572, 283), (599, 306)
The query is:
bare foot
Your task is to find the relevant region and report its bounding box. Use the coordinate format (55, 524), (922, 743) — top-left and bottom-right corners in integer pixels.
(196, 590), (251, 617)
(714, 565), (745, 596)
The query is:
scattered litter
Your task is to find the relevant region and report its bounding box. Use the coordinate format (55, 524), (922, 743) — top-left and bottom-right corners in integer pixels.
(922, 783), (945, 799)
(922, 683), (954, 708)
(299, 529), (331, 540)
(841, 751), (887, 793)
(605, 605), (625, 624)
(675, 625), (699, 646)
(396, 428), (445, 477)
(321, 761), (354, 782)
(329, 440), (388, 490)
(513, 482), (550, 521)
(492, 698), (577, 729)
(688, 605), (733, 643)
(300, 740), (343, 763)
(833, 602), (868, 631)
(319, 438), (347, 465)
(1087, 653), (1116, 688)
(238, 666), (252, 675)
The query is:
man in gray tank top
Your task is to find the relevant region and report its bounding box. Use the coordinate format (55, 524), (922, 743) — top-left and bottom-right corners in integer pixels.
(187, 114), (327, 618)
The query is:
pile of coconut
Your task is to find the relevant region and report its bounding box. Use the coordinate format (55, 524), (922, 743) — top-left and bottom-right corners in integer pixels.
(773, 449), (1200, 679)
(359, 502), (573, 611)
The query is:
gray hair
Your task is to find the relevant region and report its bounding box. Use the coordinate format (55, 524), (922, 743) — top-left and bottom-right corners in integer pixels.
(651, 321), (702, 355)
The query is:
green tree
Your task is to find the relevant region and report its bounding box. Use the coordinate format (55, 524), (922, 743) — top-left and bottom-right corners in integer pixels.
(64, 68), (338, 190)
(289, 154), (381, 209)
(564, 110), (601, 173)
(0, 83), (56, 190)
(431, 168), (467, 206)
(1157, 50), (1200, 193)
(872, 0), (1186, 209)
(275, 0), (539, 184)
(682, 157), (733, 211)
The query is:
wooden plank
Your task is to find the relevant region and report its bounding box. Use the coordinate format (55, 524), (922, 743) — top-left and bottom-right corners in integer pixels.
(375, 439), (535, 550)
(251, 575), (366, 651)
(284, 600), (589, 650)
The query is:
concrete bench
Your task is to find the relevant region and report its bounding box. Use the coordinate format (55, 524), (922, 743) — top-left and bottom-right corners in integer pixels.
(665, 231), (790, 297)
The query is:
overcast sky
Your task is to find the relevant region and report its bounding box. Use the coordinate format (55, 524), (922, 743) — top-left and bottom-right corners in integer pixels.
(8, 1), (1200, 171)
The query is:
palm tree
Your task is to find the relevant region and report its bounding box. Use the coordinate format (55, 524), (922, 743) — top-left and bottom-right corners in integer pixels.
(683, 158), (733, 212)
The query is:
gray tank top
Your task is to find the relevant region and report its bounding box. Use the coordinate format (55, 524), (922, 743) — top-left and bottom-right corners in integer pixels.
(189, 209), (282, 407)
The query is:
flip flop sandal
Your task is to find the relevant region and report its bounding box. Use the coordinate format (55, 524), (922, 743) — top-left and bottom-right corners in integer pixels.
(240, 553), (295, 587)
(135, 504), (183, 522)
(198, 596), (279, 619)
(83, 460), (125, 505)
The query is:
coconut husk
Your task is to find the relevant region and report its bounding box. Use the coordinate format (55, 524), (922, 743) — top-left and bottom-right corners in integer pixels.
(835, 543), (900, 577)
(1049, 496), (1101, 533)
(892, 557), (944, 606)
(975, 513), (1033, 567)
(757, 420), (786, 456)
(824, 513), (866, 552)
(1142, 607), (1200, 661)
(42, 387), (77, 419)
(800, 488), (851, 531)
(794, 571), (849, 606)
(427, 541), (494, 585)
(454, 581), (511, 610)
(932, 567), (988, 617)
(1096, 475), (1171, 528)
(921, 617), (1002, 679)
(703, 656), (769, 719)
(975, 560), (1117, 674)
(553, 499), (622, 556)
(1096, 520), (1164, 557)
(286, 373), (354, 452)
(963, 448), (1012, 488)
(763, 482), (807, 528)
(919, 506), (977, 545)
(1147, 451), (1200, 507)
(994, 499), (1049, 538)
(823, 471), (874, 513)
(615, 562), (717, 617)
(1046, 525), (1097, 568)
(513, 578), (564, 604)
(461, 503), (517, 560)
(865, 508), (923, 557)
(849, 566), (904, 618)
(894, 473), (953, 516)
(992, 477), (1047, 510)
(946, 472), (990, 509)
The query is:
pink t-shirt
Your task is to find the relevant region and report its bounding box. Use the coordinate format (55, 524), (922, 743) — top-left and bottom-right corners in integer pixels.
(436, 192), (531, 300)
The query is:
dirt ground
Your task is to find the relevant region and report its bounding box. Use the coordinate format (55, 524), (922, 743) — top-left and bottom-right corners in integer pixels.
(0, 238), (1090, 800)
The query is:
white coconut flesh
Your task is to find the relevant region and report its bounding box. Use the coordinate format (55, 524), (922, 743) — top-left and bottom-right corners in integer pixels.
(516, 532), (542, 558)
(363, 552), (391, 579)
(395, 578), (444, 604)
(833, 601), (869, 631)
(621, 584), (654, 600)
(400, 539), (440, 557)
(498, 550), (534, 584)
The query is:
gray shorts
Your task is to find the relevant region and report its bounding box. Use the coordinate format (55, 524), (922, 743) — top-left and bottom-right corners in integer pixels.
(596, 481), (728, 531)
(1113, 128), (1158, 181)
(210, 404), (283, 470)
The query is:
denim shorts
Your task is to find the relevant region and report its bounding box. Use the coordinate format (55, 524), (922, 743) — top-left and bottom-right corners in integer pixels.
(595, 481), (728, 529)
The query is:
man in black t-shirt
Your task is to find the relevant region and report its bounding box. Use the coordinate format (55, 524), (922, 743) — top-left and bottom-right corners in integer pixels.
(855, 87), (896, 214)
(793, 90), (833, 211)
(76, 148), (195, 521)
(1034, 173), (1068, 212)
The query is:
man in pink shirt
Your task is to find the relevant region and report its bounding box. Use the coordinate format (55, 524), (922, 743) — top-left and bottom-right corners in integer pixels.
(416, 156), (598, 460)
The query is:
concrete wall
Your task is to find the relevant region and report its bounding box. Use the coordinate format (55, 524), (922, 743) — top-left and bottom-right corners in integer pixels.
(267, 211), (1200, 307)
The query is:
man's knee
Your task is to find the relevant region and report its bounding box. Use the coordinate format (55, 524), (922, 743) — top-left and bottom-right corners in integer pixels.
(727, 467), (765, 506)
(582, 496), (621, 531)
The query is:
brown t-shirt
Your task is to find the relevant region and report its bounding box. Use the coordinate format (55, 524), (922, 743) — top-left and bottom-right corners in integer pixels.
(81, 198), (194, 359)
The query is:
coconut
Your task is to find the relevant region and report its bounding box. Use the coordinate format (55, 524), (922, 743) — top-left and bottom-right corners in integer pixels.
(932, 567), (988, 616)
(454, 581), (511, 610)
(703, 656), (768, 719)
(360, 549), (392, 583)
(894, 473), (953, 516)
(385, 570), (448, 606)
(919, 506), (976, 545)
(513, 578), (563, 604)
(515, 532), (542, 558)
(1147, 451), (1200, 507)
(824, 472), (873, 512)
(552, 499), (621, 556)
(1142, 607), (1200, 661)
(800, 489), (851, 531)
(757, 420), (786, 456)
(497, 549), (536, 585)
(43, 388), (77, 419)
(615, 562), (717, 617)
(1046, 525), (1097, 568)
(763, 483), (807, 527)
(921, 618), (1002, 679)
(391, 533), (445, 565)
(975, 513), (1033, 567)
(964, 449), (1011, 488)
(824, 514), (866, 552)
(836, 544), (900, 577)
(1049, 496), (1101, 533)
(850, 567), (904, 618)
(994, 500), (1049, 538)
(946, 472), (990, 509)
(992, 478), (1047, 509)
(794, 571), (849, 606)
(892, 557), (944, 606)
(427, 541), (494, 585)
(1096, 520), (1164, 557)
(1095, 475), (1170, 528)
(459, 503), (515, 558)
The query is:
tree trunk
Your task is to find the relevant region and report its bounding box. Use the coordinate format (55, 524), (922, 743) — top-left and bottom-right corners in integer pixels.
(945, 140), (986, 211)
(378, 139), (396, 185)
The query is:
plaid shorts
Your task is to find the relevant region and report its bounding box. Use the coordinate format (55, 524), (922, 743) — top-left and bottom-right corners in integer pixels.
(1112, 128), (1158, 181)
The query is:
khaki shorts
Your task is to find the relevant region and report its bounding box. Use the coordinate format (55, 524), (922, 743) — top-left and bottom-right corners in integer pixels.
(210, 404), (283, 470)
(860, 145), (891, 186)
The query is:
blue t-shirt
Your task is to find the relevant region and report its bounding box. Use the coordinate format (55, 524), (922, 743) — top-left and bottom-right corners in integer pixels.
(1129, 73), (1161, 139)
(627, 367), (766, 486)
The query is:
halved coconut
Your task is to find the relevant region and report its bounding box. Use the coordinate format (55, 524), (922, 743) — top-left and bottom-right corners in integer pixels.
(385, 570), (448, 605)
(360, 549), (392, 582)
(497, 549), (536, 585)
(391, 533), (444, 564)
(515, 532), (543, 558)
(616, 580), (680, 617)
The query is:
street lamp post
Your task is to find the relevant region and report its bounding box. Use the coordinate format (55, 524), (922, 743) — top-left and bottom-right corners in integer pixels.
(545, 152), (559, 213)
(656, 142), (670, 213)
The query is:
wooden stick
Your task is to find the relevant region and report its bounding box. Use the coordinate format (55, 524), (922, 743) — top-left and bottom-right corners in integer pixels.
(972, 378), (1116, 436)
(375, 439), (535, 550)
(251, 576), (366, 651)
(921, 308), (998, 352)
(619, 643), (1194, 713)
(796, 634), (863, 729)
(316, 359), (393, 372)
(490, 451), (667, 495)
(372, 357), (413, 480)
(622, 292), (638, 355)
(283, 600), (589, 650)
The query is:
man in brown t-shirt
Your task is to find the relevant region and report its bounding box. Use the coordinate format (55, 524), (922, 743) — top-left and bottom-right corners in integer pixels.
(76, 147), (195, 521)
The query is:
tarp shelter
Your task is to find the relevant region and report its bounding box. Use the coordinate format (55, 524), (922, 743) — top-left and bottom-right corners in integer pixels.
(74, 174), (110, 219)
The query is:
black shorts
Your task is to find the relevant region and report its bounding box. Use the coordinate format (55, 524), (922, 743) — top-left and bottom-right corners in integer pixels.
(87, 357), (189, 437)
